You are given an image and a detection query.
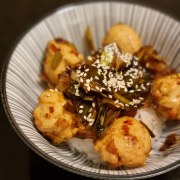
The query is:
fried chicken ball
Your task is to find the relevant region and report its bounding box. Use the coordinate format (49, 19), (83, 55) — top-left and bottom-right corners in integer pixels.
(33, 89), (79, 144)
(151, 74), (180, 120)
(103, 24), (142, 54)
(94, 116), (152, 168)
(44, 38), (84, 84)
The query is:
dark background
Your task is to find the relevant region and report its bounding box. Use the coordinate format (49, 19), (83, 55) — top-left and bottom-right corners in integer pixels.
(0, 0), (179, 179)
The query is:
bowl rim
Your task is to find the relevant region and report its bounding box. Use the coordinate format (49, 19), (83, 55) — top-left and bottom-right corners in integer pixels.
(1, 1), (180, 179)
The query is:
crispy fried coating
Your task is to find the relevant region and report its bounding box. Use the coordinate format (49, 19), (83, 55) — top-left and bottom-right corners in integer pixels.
(33, 89), (79, 144)
(151, 74), (180, 120)
(94, 116), (152, 168)
(44, 38), (84, 84)
(103, 24), (142, 54)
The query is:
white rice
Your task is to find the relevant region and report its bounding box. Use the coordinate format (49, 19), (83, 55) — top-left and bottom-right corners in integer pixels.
(134, 106), (165, 139)
(67, 107), (165, 163)
(67, 137), (104, 164)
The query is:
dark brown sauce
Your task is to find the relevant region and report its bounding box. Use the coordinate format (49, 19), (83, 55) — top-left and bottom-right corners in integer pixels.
(121, 108), (138, 117)
(159, 133), (177, 151)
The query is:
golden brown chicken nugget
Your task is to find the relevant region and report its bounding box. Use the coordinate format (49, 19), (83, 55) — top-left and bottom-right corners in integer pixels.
(151, 74), (180, 120)
(44, 38), (84, 85)
(33, 89), (79, 144)
(103, 24), (142, 54)
(95, 116), (152, 168)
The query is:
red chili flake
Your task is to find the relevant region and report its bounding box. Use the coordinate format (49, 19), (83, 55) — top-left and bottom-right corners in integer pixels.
(45, 113), (50, 118)
(123, 119), (133, 125)
(122, 119), (133, 136)
(49, 106), (54, 113)
(50, 44), (59, 53)
(122, 124), (129, 136)
(127, 135), (138, 144)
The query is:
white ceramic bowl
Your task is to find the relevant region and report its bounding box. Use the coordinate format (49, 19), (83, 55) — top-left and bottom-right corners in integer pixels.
(1, 1), (180, 179)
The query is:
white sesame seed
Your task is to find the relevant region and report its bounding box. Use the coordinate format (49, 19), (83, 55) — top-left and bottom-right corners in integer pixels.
(108, 87), (111, 91)
(76, 70), (81, 74)
(80, 105), (84, 108)
(87, 86), (91, 91)
(87, 56), (93, 60)
(115, 100), (120, 103)
(108, 95), (112, 98)
(80, 77), (83, 83)
(79, 110), (83, 113)
(131, 98), (141, 105)
(85, 68), (89, 72)
(96, 59), (100, 64)
(141, 84), (146, 90)
(119, 103), (124, 107)
(129, 90), (134, 93)
(88, 113), (92, 118)
(95, 86), (100, 90)
(86, 79), (91, 83)
(89, 108), (92, 112)
(89, 120), (94, 126)
(81, 73), (85, 77)
(75, 89), (80, 96)
(133, 61), (138, 66)
(95, 76), (99, 80)
(130, 75), (137, 79)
